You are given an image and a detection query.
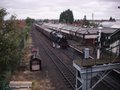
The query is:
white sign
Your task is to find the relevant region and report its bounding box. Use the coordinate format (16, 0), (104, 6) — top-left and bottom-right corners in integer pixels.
(32, 65), (40, 70)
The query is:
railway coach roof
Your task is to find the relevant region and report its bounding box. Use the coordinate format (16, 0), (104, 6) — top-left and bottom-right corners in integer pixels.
(41, 25), (52, 33)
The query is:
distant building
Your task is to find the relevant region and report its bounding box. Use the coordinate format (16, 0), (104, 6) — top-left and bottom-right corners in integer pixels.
(45, 19), (59, 24)
(101, 21), (120, 29)
(74, 27), (116, 45)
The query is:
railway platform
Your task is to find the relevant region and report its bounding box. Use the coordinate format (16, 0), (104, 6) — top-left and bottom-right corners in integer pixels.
(68, 39), (120, 66)
(68, 40), (120, 90)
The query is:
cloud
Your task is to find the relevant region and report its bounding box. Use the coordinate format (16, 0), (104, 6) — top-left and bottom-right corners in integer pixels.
(0, 0), (120, 19)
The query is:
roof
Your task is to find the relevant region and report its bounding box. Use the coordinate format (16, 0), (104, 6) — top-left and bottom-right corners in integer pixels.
(77, 28), (116, 34)
(109, 29), (120, 37)
(101, 21), (120, 29)
(31, 56), (41, 61)
(108, 29), (120, 44)
(43, 23), (117, 35)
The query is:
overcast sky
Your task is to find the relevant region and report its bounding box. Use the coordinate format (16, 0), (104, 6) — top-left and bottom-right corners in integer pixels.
(0, 0), (120, 20)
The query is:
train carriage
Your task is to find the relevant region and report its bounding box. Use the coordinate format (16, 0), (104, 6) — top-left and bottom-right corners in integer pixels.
(35, 24), (68, 49)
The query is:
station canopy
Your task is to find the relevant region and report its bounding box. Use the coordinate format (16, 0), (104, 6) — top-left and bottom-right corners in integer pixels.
(43, 23), (117, 35)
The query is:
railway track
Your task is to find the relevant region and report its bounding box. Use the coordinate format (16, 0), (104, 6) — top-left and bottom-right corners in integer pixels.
(36, 25), (77, 74)
(44, 47), (76, 89)
(59, 47), (82, 62)
(34, 27), (76, 90)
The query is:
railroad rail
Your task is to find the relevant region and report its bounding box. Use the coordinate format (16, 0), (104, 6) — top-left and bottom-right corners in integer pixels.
(39, 35), (75, 89)
(34, 27), (76, 89)
(54, 48), (76, 74)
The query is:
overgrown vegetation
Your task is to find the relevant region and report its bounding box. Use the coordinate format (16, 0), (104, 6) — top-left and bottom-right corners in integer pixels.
(0, 8), (29, 89)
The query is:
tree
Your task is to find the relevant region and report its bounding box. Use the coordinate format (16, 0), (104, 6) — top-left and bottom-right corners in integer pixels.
(59, 9), (74, 24)
(25, 17), (35, 26)
(82, 15), (90, 27)
(0, 8), (20, 72)
(0, 8), (7, 29)
(109, 17), (116, 21)
(0, 8), (25, 89)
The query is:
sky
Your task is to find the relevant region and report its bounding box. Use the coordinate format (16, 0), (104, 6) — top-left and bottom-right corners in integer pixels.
(0, 0), (120, 20)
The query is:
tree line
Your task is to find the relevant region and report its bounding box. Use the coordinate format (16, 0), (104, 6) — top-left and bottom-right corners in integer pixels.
(59, 9), (92, 27)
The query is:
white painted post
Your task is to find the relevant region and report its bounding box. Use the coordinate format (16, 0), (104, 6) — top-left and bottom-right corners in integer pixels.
(97, 29), (101, 59)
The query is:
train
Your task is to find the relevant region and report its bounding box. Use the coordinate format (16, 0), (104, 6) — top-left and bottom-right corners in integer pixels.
(35, 24), (68, 49)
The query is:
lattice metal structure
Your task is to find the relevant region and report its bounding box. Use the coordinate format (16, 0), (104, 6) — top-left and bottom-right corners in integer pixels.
(73, 62), (120, 90)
